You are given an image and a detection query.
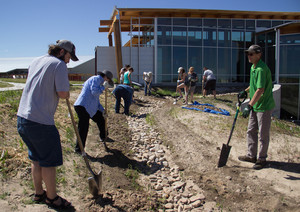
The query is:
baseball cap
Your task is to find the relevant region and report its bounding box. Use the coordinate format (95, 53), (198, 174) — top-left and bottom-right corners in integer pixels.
(178, 67), (184, 73)
(245, 45), (262, 54)
(56, 40), (79, 61)
(98, 70), (114, 86)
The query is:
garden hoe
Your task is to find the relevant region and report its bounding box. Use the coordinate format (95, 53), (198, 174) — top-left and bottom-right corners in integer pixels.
(217, 93), (247, 167)
(66, 99), (102, 197)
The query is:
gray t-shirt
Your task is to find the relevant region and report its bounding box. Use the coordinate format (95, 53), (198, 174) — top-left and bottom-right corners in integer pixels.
(17, 55), (69, 125)
(203, 69), (216, 81)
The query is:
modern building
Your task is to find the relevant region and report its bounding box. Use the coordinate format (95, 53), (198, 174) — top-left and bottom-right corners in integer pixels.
(97, 8), (300, 121)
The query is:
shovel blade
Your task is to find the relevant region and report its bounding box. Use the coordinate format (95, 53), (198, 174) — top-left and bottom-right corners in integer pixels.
(218, 144), (232, 167)
(88, 170), (103, 197)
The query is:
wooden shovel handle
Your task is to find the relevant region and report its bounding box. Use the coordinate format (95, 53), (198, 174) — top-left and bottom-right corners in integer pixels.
(104, 88), (108, 138)
(66, 99), (95, 175)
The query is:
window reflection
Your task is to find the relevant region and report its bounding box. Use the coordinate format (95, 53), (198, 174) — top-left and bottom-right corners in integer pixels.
(173, 27), (187, 45)
(188, 28), (202, 46)
(157, 46), (171, 82)
(188, 47), (202, 72)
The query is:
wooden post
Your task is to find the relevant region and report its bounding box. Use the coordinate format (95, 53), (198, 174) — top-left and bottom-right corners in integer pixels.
(108, 34), (113, 47)
(113, 19), (123, 84)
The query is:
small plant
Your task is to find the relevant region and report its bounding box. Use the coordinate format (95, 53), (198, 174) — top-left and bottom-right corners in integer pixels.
(145, 114), (155, 126)
(18, 139), (24, 150)
(73, 160), (80, 175)
(66, 127), (74, 144)
(0, 191), (10, 200)
(125, 164), (141, 190)
(168, 107), (179, 118)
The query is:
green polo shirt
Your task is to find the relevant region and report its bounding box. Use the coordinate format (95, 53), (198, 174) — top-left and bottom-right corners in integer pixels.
(249, 59), (275, 112)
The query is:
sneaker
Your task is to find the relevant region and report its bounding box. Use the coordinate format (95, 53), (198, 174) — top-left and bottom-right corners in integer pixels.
(253, 159), (267, 170)
(238, 155), (257, 163)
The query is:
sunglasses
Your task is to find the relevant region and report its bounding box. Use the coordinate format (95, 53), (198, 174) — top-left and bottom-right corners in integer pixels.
(248, 53), (255, 56)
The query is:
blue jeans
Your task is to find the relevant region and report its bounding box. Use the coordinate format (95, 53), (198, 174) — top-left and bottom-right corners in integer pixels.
(144, 81), (152, 95)
(114, 86), (132, 115)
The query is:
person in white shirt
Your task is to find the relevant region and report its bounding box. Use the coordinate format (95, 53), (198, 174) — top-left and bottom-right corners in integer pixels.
(143, 71), (153, 96)
(203, 67), (217, 99)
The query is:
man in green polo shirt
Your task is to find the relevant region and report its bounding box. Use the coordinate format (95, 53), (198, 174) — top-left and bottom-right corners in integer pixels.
(238, 44), (275, 170)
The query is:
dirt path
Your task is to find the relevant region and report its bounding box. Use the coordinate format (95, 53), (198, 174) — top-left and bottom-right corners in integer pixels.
(0, 89), (299, 211)
(152, 95), (300, 211)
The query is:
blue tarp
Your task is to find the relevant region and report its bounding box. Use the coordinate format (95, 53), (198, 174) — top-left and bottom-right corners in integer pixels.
(182, 101), (230, 116)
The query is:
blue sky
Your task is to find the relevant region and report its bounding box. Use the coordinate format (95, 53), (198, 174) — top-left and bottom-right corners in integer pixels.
(0, 0), (299, 58)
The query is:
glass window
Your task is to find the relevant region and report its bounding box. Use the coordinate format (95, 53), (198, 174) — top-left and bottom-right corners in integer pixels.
(188, 27), (202, 46)
(157, 18), (171, 25)
(232, 31), (244, 48)
(232, 19), (245, 29)
(157, 26), (172, 45)
(257, 33), (266, 50)
(203, 28), (217, 46)
(218, 19), (231, 29)
(188, 47), (202, 73)
(173, 18), (187, 26)
(203, 47), (217, 71)
(280, 33), (300, 44)
(204, 19), (217, 28)
(218, 48), (231, 82)
(157, 46), (172, 82)
(280, 44), (300, 75)
(188, 18), (202, 27)
(266, 32), (275, 46)
(246, 20), (255, 30)
(272, 20), (284, 27)
(141, 26), (154, 47)
(257, 20), (271, 29)
(173, 27), (187, 45)
(245, 31), (255, 47)
(173, 47), (187, 81)
(232, 49), (246, 82)
(218, 30), (231, 47)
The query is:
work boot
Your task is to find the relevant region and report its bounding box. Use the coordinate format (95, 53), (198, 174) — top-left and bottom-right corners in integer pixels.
(253, 159), (267, 170)
(238, 155), (257, 163)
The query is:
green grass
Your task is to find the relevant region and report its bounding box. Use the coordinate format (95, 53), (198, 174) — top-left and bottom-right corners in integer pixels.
(0, 78), (26, 84)
(145, 114), (155, 126)
(0, 90), (22, 118)
(153, 87), (178, 97)
(0, 81), (14, 88)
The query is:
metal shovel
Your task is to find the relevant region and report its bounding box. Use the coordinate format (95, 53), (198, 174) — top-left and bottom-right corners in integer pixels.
(66, 99), (102, 196)
(217, 94), (247, 167)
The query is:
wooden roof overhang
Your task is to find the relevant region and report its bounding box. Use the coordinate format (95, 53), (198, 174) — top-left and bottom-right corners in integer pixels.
(99, 8), (300, 36)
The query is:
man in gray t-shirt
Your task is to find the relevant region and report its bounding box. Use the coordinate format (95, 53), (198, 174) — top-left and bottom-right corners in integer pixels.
(17, 40), (78, 209)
